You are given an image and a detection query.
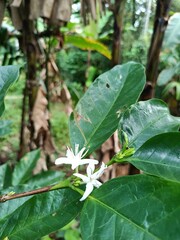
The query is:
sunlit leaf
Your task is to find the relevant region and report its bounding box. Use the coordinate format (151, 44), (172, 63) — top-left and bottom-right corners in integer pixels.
(65, 35), (111, 59)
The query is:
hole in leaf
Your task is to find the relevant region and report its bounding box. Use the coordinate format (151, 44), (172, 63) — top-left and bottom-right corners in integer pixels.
(106, 83), (110, 88)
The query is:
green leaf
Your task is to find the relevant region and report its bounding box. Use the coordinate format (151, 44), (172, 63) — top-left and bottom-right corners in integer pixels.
(26, 170), (65, 188)
(163, 13), (180, 49)
(12, 149), (41, 186)
(65, 35), (111, 59)
(0, 163), (12, 189)
(69, 62), (146, 154)
(0, 188), (83, 240)
(163, 81), (180, 101)
(0, 65), (20, 116)
(0, 185), (34, 220)
(81, 175), (180, 240)
(0, 120), (12, 137)
(157, 67), (177, 86)
(126, 132), (180, 183)
(119, 99), (180, 150)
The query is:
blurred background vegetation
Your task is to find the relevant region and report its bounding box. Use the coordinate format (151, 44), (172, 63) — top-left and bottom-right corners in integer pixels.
(0, 1), (179, 238)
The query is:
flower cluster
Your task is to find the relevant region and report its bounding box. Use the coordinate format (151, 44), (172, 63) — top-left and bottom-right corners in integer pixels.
(55, 144), (107, 201)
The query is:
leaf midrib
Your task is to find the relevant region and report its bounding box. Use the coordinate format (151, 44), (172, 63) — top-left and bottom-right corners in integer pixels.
(89, 196), (161, 240)
(77, 65), (143, 148)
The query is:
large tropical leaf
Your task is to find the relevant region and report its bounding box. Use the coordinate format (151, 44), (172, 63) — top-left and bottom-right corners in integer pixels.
(125, 132), (180, 183)
(81, 175), (180, 240)
(65, 35), (111, 59)
(12, 149), (40, 186)
(69, 62), (145, 154)
(0, 188), (83, 240)
(163, 13), (180, 49)
(118, 99), (180, 150)
(0, 65), (20, 116)
(157, 67), (178, 86)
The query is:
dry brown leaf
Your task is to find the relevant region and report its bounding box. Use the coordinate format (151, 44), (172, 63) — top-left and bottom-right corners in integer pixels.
(10, 0), (22, 7)
(31, 86), (55, 154)
(31, 86), (49, 138)
(50, 0), (72, 24)
(0, 0), (5, 26)
(10, 6), (22, 30)
(33, 155), (48, 175)
(29, 0), (41, 20)
(40, 0), (54, 18)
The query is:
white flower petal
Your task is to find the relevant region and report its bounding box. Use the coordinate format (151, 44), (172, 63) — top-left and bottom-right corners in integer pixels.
(92, 179), (102, 188)
(55, 157), (72, 165)
(71, 162), (80, 170)
(75, 144), (79, 155)
(80, 182), (94, 201)
(73, 173), (89, 183)
(66, 147), (74, 159)
(78, 159), (98, 167)
(55, 145), (99, 171)
(93, 162), (107, 179)
(87, 162), (95, 177)
(77, 147), (86, 158)
(84, 159), (99, 165)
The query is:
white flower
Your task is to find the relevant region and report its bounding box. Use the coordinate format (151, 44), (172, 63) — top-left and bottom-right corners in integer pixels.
(73, 162), (107, 201)
(55, 144), (98, 170)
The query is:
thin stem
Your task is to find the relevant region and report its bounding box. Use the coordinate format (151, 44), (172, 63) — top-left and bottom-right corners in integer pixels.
(106, 157), (116, 167)
(0, 179), (72, 203)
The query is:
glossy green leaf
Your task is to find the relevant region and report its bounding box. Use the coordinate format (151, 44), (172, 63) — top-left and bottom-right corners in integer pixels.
(0, 185), (33, 220)
(81, 175), (180, 240)
(0, 120), (12, 137)
(12, 149), (40, 186)
(0, 188), (83, 240)
(69, 62), (145, 154)
(125, 132), (180, 183)
(65, 35), (111, 59)
(0, 65), (20, 116)
(0, 163), (12, 189)
(119, 99), (180, 149)
(26, 170), (65, 188)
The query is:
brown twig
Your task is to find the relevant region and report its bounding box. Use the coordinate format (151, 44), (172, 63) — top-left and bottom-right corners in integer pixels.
(0, 186), (52, 203)
(0, 179), (71, 203)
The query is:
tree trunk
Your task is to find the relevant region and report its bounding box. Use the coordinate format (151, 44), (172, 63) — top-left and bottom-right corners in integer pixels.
(145, 0), (172, 98)
(18, 0), (38, 157)
(111, 0), (126, 66)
